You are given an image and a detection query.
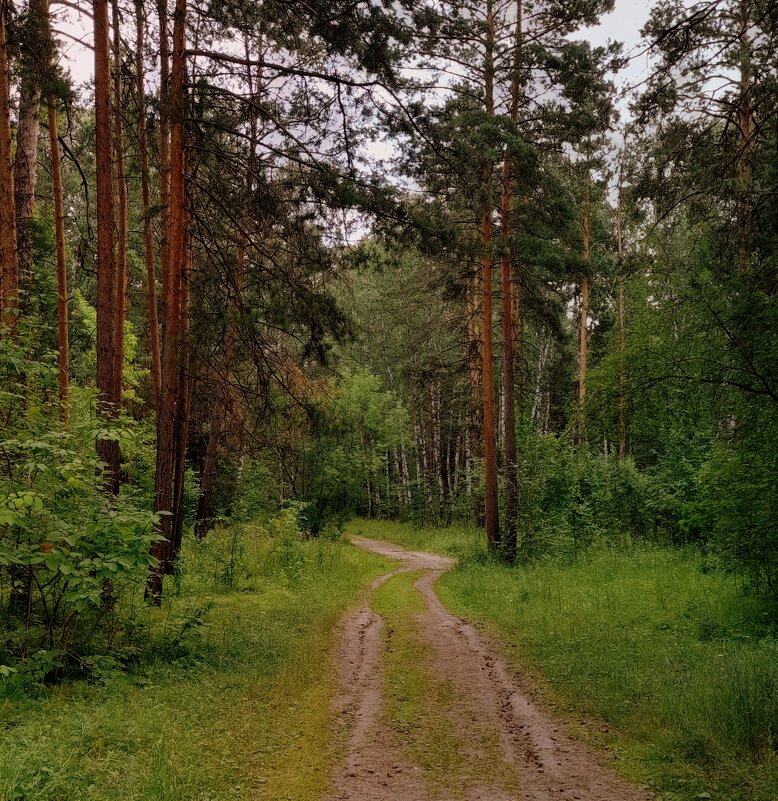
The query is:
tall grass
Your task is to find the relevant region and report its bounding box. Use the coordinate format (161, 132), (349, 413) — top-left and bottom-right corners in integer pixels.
(352, 519), (778, 801)
(0, 523), (389, 801)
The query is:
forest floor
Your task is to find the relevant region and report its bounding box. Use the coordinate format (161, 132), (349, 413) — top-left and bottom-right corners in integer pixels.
(325, 535), (653, 801)
(2, 523), (775, 801)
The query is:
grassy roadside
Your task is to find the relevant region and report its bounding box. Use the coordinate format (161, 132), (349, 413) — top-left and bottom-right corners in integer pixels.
(371, 569), (518, 798)
(0, 525), (390, 801)
(348, 518), (778, 801)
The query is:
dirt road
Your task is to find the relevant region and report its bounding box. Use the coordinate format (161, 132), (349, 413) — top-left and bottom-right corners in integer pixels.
(324, 537), (653, 801)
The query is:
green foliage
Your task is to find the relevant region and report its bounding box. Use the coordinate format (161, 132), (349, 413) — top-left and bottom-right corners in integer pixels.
(299, 367), (410, 530)
(0, 524), (389, 801)
(513, 433), (682, 557)
(695, 411), (778, 596)
(232, 458), (278, 522)
(0, 406), (161, 686)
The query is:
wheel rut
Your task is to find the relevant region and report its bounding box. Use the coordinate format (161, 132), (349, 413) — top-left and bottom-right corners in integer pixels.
(324, 537), (653, 801)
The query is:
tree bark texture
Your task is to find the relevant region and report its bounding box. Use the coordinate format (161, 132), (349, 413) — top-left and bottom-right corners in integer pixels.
(498, 0), (523, 560)
(93, 0), (120, 490)
(48, 96), (69, 422)
(481, 0), (500, 550)
(149, 0), (187, 603)
(0, 2), (19, 327)
(135, 0), (162, 409)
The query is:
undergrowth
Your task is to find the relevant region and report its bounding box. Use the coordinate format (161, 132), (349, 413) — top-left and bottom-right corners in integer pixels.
(0, 521), (389, 801)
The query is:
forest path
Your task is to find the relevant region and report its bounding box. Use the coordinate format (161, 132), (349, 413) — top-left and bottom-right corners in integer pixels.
(323, 536), (653, 801)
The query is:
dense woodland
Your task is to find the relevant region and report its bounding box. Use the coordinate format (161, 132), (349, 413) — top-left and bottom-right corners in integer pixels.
(0, 0), (775, 688)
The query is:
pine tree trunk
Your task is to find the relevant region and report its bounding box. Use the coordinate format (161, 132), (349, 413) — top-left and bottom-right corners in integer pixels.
(48, 95), (69, 423)
(0, 3), (19, 327)
(169, 220), (192, 570)
(577, 177), (591, 445)
(112, 0), (128, 409)
(498, 0), (523, 561)
(481, 0), (500, 550)
(466, 270), (485, 527)
(157, 0), (171, 295)
(148, 0), (186, 603)
(93, 0), (120, 490)
(135, 0), (162, 409)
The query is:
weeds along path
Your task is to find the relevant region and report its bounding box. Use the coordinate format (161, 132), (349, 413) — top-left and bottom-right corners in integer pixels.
(324, 536), (653, 801)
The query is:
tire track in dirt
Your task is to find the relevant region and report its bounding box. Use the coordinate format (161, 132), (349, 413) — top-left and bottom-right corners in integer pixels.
(324, 537), (653, 801)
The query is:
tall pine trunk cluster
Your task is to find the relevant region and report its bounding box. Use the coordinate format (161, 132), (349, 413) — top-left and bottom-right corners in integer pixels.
(148, 0), (189, 602)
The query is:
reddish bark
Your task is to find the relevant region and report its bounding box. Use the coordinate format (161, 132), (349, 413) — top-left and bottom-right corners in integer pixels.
(481, 0), (500, 550)
(0, 2), (19, 327)
(93, 0), (120, 489)
(498, 0), (523, 560)
(148, 0), (187, 603)
(466, 270), (485, 527)
(48, 95), (69, 422)
(157, 0), (171, 298)
(135, 0), (162, 409)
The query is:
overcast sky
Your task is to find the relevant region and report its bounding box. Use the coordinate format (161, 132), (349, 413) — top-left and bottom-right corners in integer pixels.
(583, 0), (659, 125)
(56, 0), (653, 90)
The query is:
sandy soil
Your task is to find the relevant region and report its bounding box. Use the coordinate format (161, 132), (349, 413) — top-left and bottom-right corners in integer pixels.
(324, 537), (654, 801)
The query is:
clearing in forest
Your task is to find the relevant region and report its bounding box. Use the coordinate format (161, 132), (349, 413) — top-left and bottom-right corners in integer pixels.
(324, 537), (653, 801)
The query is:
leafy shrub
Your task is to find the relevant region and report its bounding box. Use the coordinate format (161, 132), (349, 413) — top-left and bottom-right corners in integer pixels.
(0, 411), (160, 682)
(694, 415), (778, 597)
(515, 433), (657, 558)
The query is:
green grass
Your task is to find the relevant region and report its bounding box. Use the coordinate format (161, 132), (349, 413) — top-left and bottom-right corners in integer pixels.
(349, 518), (483, 560)
(0, 525), (390, 801)
(371, 569), (518, 798)
(350, 518), (778, 801)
